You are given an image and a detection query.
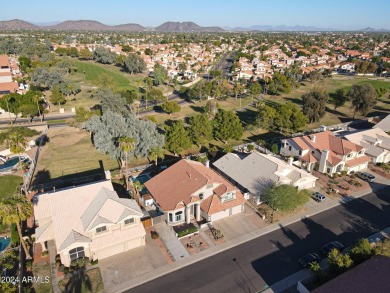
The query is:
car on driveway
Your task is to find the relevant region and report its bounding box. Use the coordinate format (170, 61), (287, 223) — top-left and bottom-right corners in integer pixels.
(313, 192), (326, 202)
(321, 241), (344, 255)
(356, 172), (375, 182)
(298, 253), (321, 268)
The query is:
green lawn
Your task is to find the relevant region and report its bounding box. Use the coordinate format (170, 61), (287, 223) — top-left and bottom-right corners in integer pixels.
(58, 268), (104, 293)
(32, 261), (53, 293)
(0, 175), (22, 198)
(34, 127), (119, 183)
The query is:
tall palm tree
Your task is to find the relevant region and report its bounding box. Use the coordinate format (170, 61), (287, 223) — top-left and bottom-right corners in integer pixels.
(0, 197), (33, 259)
(6, 132), (27, 176)
(118, 137), (135, 190)
(148, 147), (165, 166)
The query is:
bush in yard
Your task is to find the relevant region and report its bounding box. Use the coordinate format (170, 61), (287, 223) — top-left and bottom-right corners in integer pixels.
(91, 259), (99, 265)
(63, 267), (69, 274)
(177, 227), (198, 237)
(350, 238), (375, 264)
(151, 231), (159, 239)
(10, 223), (19, 244)
(247, 144), (255, 152)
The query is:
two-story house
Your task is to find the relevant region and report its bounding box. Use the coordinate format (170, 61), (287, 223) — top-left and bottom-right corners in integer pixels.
(34, 180), (146, 267)
(280, 131), (370, 175)
(144, 159), (245, 225)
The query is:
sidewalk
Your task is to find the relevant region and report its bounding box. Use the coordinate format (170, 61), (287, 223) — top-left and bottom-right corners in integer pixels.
(108, 182), (389, 293)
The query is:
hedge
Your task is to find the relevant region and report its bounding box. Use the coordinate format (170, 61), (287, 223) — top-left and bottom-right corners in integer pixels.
(177, 226), (198, 237)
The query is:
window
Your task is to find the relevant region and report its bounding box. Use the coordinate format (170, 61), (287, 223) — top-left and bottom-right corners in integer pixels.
(224, 192), (234, 201)
(289, 146), (292, 151)
(299, 150), (302, 156)
(175, 211), (182, 222)
(169, 213), (173, 222)
(96, 226), (107, 233)
(69, 247), (85, 261)
(347, 153), (352, 158)
(206, 184), (213, 189)
(124, 218), (134, 225)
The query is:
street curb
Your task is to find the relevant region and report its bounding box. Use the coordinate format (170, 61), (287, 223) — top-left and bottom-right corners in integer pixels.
(111, 184), (388, 293)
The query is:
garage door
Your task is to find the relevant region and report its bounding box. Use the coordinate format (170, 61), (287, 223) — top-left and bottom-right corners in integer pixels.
(230, 205), (243, 215)
(211, 209), (230, 221)
(95, 243), (125, 259)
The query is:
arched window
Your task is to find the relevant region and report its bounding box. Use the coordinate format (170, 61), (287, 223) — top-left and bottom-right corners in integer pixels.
(69, 247), (85, 261)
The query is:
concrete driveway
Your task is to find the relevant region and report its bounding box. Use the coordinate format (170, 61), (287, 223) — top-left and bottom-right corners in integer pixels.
(212, 204), (267, 241)
(99, 230), (169, 289)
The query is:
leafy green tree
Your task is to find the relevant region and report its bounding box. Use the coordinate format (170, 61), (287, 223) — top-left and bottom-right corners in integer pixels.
(50, 86), (66, 105)
(374, 239), (390, 257)
(121, 45), (133, 52)
(164, 120), (192, 155)
(269, 72), (292, 95)
(263, 184), (309, 222)
(0, 197), (33, 258)
(274, 102), (307, 132)
(249, 82), (262, 101)
(302, 88), (329, 123)
(5, 132), (27, 174)
(74, 107), (100, 124)
(327, 249), (353, 275)
(93, 47), (116, 64)
(148, 147), (165, 166)
(78, 48), (93, 60)
(151, 64), (168, 86)
(348, 83), (377, 118)
(149, 88), (165, 103)
(95, 73), (114, 89)
(118, 137), (135, 189)
(18, 56), (31, 72)
(69, 47), (79, 58)
(332, 89), (348, 110)
(350, 238), (375, 264)
(309, 262), (324, 283)
(188, 114), (213, 147)
(160, 101), (181, 114)
(123, 54), (147, 74)
(115, 54), (126, 67)
(213, 109), (243, 143)
(256, 105), (277, 130)
(92, 89), (128, 115)
(271, 143), (279, 154)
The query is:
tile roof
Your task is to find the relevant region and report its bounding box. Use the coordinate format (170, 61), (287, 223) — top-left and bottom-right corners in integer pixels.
(200, 194), (245, 215)
(300, 152), (317, 163)
(373, 114), (390, 132)
(345, 155), (370, 167)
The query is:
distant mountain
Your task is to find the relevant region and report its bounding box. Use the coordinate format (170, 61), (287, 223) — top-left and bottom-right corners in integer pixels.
(0, 19), (38, 30)
(226, 25), (337, 32)
(30, 21), (61, 26)
(155, 21), (224, 32)
(48, 20), (145, 31)
(359, 27), (389, 32)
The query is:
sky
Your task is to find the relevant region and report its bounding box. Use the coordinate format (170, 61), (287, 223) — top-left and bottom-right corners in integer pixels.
(1, 0), (389, 30)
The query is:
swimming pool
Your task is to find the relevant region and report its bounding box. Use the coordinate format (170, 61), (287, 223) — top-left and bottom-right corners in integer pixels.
(130, 174), (150, 194)
(0, 237), (11, 252)
(0, 157), (19, 173)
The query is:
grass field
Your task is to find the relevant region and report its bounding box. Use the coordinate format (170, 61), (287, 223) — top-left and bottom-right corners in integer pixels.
(0, 175), (22, 198)
(33, 127), (119, 183)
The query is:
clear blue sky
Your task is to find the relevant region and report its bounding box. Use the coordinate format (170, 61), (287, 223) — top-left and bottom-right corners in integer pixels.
(1, 0), (389, 29)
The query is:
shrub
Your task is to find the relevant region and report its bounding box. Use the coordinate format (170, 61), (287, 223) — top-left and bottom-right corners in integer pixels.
(247, 144), (255, 151)
(91, 259), (99, 265)
(350, 238), (375, 264)
(341, 171), (348, 176)
(177, 227), (198, 237)
(63, 267), (69, 274)
(10, 224), (19, 244)
(151, 231), (159, 239)
(25, 259), (32, 269)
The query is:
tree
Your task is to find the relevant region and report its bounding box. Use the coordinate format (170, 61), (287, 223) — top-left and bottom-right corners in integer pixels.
(118, 137), (135, 190)
(160, 101), (181, 114)
(309, 70), (324, 84)
(115, 54), (126, 67)
(93, 47), (116, 64)
(50, 86), (66, 105)
(309, 262), (324, 283)
(249, 82), (262, 101)
(271, 143), (279, 154)
(92, 89), (128, 115)
(83, 110), (164, 160)
(78, 48), (93, 60)
(74, 107), (100, 124)
(95, 73), (114, 89)
(269, 72), (291, 95)
(274, 102), (307, 132)
(255, 105), (277, 130)
(164, 120), (192, 155)
(327, 249), (353, 275)
(151, 64), (168, 86)
(149, 88), (165, 103)
(148, 147), (165, 166)
(301, 88), (329, 123)
(69, 47), (79, 58)
(332, 88), (348, 110)
(0, 197), (33, 259)
(350, 238), (375, 264)
(123, 54), (146, 74)
(262, 184), (309, 222)
(6, 132), (27, 175)
(188, 114), (213, 146)
(348, 83), (377, 118)
(213, 109), (243, 143)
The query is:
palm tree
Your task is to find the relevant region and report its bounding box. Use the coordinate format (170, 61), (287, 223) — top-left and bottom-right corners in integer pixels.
(0, 197), (33, 258)
(6, 132), (27, 176)
(118, 137), (135, 190)
(148, 147), (165, 166)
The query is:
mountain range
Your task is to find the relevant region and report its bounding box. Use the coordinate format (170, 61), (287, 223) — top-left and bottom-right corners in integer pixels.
(0, 19), (388, 32)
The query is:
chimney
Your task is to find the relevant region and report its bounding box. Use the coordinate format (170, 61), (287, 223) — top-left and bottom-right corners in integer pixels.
(53, 187), (55, 193)
(319, 149), (330, 173)
(320, 125), (327, 132)
(311, 135), (316, 143)
(205, 160), (210, 168)
(105, 170), (112, 180)
(287, 157), (294, 166)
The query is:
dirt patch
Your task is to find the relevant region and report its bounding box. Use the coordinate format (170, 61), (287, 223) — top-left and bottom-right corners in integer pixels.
(48, 127), (86, 148)
(180, 233), (209, 255)
(203, 228), (225, 245)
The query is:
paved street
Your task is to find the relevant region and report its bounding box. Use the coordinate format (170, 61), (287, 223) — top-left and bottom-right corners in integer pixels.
(127, 186), (390, 293)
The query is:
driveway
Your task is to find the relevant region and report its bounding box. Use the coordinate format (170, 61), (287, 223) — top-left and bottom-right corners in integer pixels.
(212, 204), (267, 241)
(99, 229), (169, 289)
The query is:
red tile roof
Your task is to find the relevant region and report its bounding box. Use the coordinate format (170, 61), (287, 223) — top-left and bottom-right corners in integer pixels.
(301, 152), (317, 163)
(345, 155), (370, 167)
(201, 194), (245, 215)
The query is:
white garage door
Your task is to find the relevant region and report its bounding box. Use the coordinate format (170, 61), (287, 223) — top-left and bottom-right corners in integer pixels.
(230, 205), (243, 215)
(210, 209), (230, 221)
(95, 243), (125, 259)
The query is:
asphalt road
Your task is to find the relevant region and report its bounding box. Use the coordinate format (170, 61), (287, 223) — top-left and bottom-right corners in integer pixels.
(128, 186), (390, 293)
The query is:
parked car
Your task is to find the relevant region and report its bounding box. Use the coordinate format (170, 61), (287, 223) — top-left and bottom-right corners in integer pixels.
(356, 172), (375, 183)
(313, 192), (326, 202)
(298, 253), (321, 268)
(321, 241), (344, 255)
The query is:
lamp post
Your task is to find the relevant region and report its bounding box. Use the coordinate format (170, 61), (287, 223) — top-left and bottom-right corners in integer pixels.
(232, 258), (257, 292)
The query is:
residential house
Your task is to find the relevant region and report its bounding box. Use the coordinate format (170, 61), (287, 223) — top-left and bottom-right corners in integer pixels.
(344, 128), (390, 163)
(34, 179), (146, 267)
(213, 152), (317, 204)
(280, 131), (370, 175)
(373, 114), (390, 132)
(144, 159), (245, 225)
